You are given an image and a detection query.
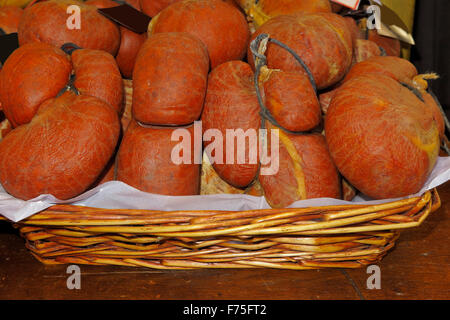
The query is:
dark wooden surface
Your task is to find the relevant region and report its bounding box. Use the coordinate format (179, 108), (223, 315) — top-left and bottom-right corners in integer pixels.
(0, 184), (449, 300)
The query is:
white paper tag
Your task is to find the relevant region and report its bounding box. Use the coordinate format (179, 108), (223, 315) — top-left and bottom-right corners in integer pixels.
(331, 0), (361, 10)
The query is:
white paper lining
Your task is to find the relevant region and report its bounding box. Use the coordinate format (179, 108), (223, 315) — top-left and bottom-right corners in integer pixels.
(1, 156), (449, 222)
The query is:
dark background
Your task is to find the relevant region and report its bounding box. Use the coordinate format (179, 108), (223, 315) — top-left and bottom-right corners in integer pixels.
(411, 0), (450, 113)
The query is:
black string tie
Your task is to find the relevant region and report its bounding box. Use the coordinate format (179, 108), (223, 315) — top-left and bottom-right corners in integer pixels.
(249, 33), (318, 135)
(57, 43), (82, 96)
(61, 42), (82, 55)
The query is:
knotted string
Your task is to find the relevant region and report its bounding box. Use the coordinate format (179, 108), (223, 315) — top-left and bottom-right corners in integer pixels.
(56, 74), (80, 97)
(57, 43), (82, 96)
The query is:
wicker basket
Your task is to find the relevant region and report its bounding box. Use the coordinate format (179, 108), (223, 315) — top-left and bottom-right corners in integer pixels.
(1, 189), (439, 270)
(0, 80), (443, 270)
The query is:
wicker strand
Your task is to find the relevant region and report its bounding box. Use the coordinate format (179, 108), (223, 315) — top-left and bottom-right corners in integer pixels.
(8, 189), (440, 270)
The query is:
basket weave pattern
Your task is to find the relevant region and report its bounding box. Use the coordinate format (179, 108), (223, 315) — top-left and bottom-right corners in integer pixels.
(10, 189), (440, 270)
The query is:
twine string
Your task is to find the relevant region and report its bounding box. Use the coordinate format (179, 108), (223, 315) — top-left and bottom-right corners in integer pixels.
(412, 76), (450, 155)
(379, 46), (387, 56)
(400, 82), (424, 102)
(427, 86), (450, 155)
(426, 84), (450, 133)
(60, 42), (82, 56)
(57, 43), (82, 96)
(250, 33), (318, 135)
(56, 74), (80, 97)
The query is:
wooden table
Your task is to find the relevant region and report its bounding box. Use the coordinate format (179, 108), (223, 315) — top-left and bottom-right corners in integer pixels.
(0, 184), (449, 300)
